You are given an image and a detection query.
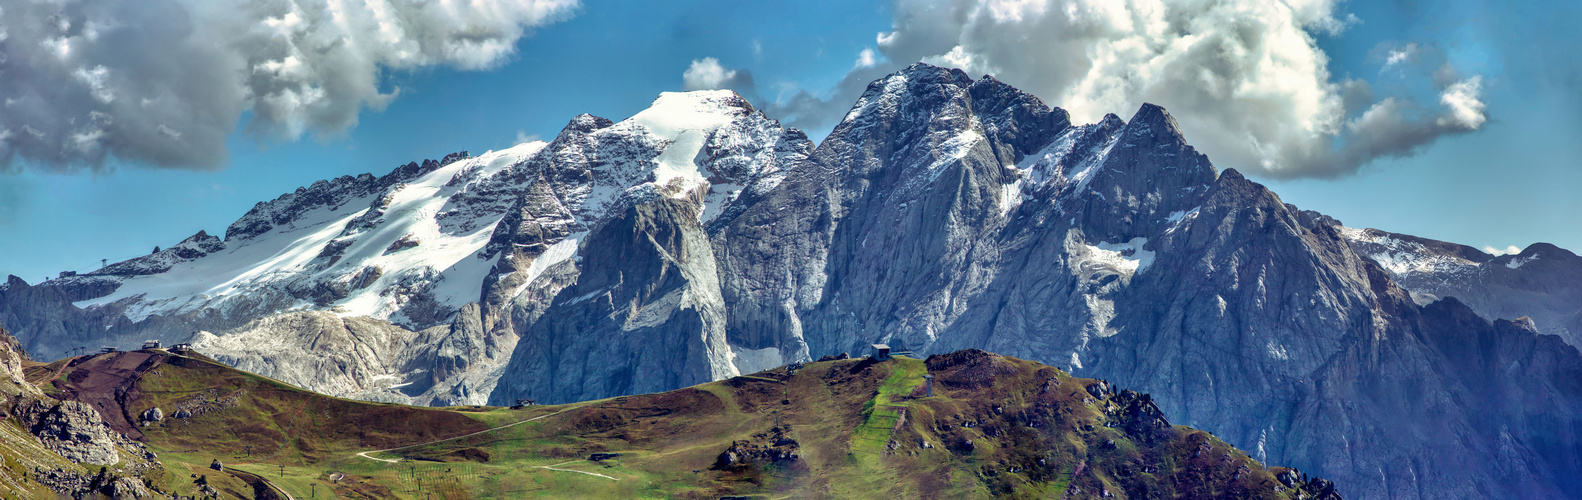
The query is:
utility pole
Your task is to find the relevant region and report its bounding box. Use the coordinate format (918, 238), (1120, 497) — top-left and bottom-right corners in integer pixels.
(279, 464), (285, 477)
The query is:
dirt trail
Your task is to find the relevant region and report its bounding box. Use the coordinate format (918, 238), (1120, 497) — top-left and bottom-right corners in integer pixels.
(224, 466), (295, 500)
(532, 461), (618, 480)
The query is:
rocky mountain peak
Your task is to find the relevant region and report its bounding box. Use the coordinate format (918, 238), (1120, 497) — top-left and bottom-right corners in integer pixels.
(564, 113), (614, 133)
(1064, 103), (1217, 239)
(967, 74), (1071, 164)
(1126, 103), (1185, 143)
(221, 151), (468, 242)
(1516, 242), (1573, 260)
(93, 229), (226, 277)
(897, 62), (974, 88)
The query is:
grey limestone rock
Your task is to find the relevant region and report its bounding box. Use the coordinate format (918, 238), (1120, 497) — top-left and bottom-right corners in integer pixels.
(19, 400), (121, 466)
(490, 199), (736, 404)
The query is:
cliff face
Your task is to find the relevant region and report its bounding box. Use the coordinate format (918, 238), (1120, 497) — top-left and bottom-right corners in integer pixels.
(492, 199), (739, 402)
(0, 324), (37, 399)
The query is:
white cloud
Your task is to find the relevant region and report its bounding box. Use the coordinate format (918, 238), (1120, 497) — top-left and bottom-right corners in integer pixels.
(683, 56), (749, 91)
(770, 0), (1489, 179)
(1484, 245), (1523, 256)
(680, 57), (763, 104)
(515, 130), (541, 145)
(683, 57), (740, 91)
(1384, 43), (1418, 70)
(0, 0), (580, 171)
(855, 48), (880, 69)
(1439, 76), (1487, 129)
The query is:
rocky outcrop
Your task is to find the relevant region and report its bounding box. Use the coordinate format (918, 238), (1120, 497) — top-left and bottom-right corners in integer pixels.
(711, 425), (800, 473)
(138, 407), (163, 426)
(190, 310), (512, 406)
(0, 324), (37, 398)
(18, 399), (122, 465)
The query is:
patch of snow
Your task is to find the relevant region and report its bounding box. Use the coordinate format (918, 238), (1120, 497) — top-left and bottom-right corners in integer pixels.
(841, 72), (910, 126)
(564, 287), (607, 306)
(1067, 236), (1154, 280)
(1015, 123), (1122, 195)
(75, 202), (374, 322)
(1339, 226), (1482, 280)
(1507, 255), (1536, 269)
(1266, 340), (1289, 360)
(998, 180), (1023, 217)
(1166, 208), (1200, 224)
(330, 154), (516, 319)
(511, 235), (583, 298)
(1092, 238), (1155, 275)
(630, 90), (743, 139)
(1064, 232), (1153, 340)
(700, 182), (743, 223)
(1336, 225), (1369, 242)
(729, 346), (783, 375)
(1163, 207), (1200, 234)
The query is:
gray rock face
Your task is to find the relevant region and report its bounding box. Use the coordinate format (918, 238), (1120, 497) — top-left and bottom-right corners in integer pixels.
(491, 200), (736, 403)
(189, 309), (514, 406)
(19, 400), (122, 465)
(0, 324), (38, 398)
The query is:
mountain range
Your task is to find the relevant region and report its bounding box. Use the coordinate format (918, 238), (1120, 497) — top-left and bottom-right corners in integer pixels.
(2, 63), (1579, 499)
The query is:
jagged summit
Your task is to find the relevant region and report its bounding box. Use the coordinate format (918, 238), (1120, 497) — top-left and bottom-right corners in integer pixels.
(563, 112), (614, 133)
(1128, 103), (1185, 139)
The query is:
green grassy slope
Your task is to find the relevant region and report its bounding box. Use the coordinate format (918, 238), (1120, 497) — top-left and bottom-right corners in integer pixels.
(32, 348), (1341, 499)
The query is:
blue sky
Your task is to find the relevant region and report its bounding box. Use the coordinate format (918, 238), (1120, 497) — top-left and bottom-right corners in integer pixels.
(0, 0), (1577, 281)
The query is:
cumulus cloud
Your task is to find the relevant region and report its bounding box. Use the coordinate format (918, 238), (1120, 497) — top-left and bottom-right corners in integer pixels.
(731, 0), (1488, 179)
(855, 48), (880, 69)
(1484, 245), (1523, 256)
(0, 0), (578, 172)
(683, 57), (753, 92)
